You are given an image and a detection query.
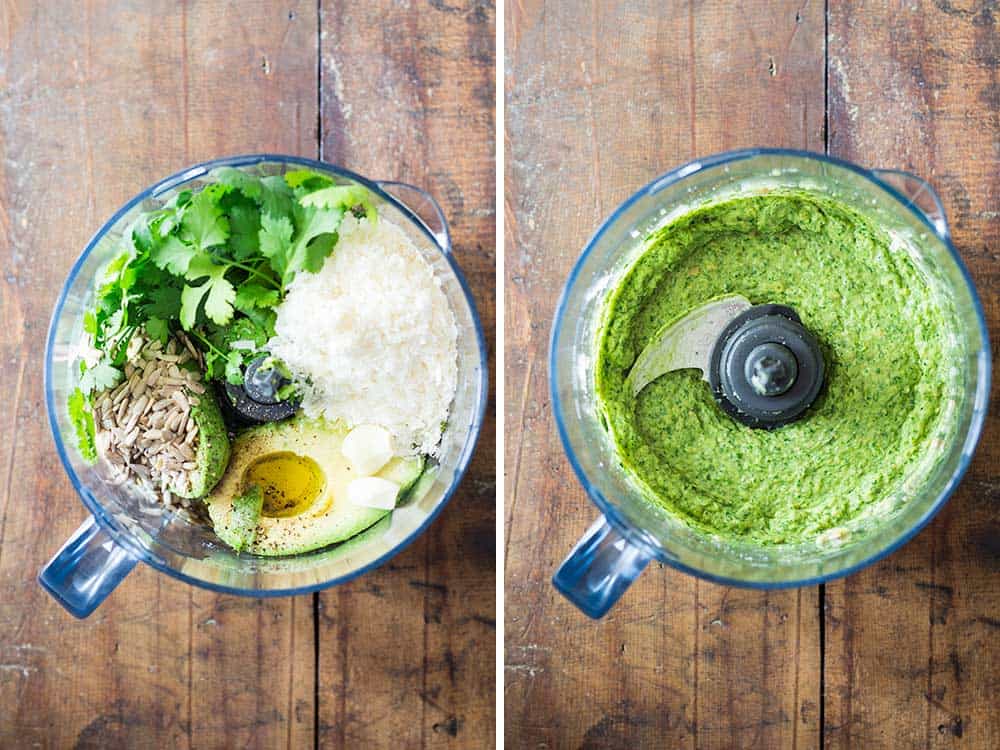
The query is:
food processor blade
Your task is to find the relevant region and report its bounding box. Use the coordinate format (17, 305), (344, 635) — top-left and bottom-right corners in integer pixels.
(626, 294), (752, 397)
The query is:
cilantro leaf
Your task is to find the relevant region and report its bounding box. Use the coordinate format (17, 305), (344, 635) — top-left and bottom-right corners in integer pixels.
(140, 283), (183, 319)
(259, 213), (294, 278)
(68, 388), (97, 463)
(228, 203), (262, 260)
(145, 317), (170, 344)
(151, 209), (179, 238)
(284, 169), (332, 190)
(259, 176), (294, 218)
(200, 281), (237, 326)
(224, 351), (245, 384)
(181, 185), (231, 250)
(179, 284), (207, 331)
(79, 358), (123, 395)
(286, 203), (345, 281)
(302, 232), (338, 274)
(181, 255), (237, 328)
(234, 283), (280, 311)
(130, 219), (156, 256)
(211, 167), (263, 199)
(151, 233), (197, 275)
(300, 184), (377, 221)
(240, 306), (277, 341)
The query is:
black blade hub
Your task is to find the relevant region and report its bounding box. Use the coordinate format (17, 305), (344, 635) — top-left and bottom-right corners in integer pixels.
(708, 304), (825, 429)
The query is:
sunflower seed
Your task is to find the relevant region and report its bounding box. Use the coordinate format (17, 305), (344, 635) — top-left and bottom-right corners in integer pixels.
(123, 410), (141, 435)
(152, 398), (173, 412)
(131, 394), (149, 416)
(91, 332), (211, 516)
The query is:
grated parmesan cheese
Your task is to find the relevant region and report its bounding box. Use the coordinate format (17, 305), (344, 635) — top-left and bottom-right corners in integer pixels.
(267, 214), (458, 456)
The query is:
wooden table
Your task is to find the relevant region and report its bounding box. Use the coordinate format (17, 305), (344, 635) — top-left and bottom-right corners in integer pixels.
(505, 1), (998, 747)
(0, 2), (495, 747)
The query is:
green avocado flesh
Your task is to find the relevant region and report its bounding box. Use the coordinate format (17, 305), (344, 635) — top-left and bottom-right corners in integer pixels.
(215, 485), (263, 553)
(170, 388), (230, 499)
(206, 416), (424, 555)
(595, 192), (959, 545)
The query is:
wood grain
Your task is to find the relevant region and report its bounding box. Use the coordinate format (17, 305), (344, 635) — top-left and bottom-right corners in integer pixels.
(825, 2), (1000, 749)
(316, 2), (496, 747)
(0, 1), (495, 748)
(505, 1), (824, 748)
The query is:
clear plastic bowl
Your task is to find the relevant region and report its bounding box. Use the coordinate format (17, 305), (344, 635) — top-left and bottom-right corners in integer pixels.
(550, 149), (990, 618)
(40, 155), (488, 617)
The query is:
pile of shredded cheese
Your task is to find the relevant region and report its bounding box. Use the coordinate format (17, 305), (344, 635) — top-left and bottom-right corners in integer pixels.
(268, 214), (458, 456)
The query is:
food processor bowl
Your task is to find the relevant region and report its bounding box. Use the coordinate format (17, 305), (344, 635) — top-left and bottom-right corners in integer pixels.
(40, 155), (488, 617)
(550, 148), (990, 618)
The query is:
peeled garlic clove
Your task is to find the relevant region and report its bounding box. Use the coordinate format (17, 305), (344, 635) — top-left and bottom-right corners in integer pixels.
(342, 424), (393, 475)
(346, 476), (401, 510)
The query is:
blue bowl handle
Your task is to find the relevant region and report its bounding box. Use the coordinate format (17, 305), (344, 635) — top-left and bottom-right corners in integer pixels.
(553, 516), (653, 618)
(869, 168), (951, 243)
(375, 180), (451, 254)
(38, 515), (138, 618)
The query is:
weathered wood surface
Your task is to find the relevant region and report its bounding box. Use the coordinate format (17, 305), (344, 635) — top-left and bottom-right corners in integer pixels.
(316, 2), (496, 748)
(0, 2), (495, 748)
(505, 1), (997, 748)
(824, 3), (999, 749)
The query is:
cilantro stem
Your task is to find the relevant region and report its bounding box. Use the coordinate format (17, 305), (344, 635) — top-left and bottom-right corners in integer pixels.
(187, 329), (228, 360)
(226, 261), (280, 289)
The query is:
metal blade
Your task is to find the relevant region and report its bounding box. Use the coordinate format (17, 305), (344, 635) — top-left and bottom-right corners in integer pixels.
(626, 294), (752, 397)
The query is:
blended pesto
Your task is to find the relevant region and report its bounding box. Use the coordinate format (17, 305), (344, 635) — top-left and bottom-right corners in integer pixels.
(596, 192), (957, 545)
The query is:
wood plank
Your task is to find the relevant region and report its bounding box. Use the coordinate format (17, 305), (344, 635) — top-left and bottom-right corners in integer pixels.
(316, 1), (496, 748)
(505, 1), (823, 747)
(0, 2), (318, 747)
(182, 3), (319, 747)
(825, 2), (1000, 748)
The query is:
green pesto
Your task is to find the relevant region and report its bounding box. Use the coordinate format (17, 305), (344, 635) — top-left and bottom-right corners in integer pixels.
(595, 192), (957, 545)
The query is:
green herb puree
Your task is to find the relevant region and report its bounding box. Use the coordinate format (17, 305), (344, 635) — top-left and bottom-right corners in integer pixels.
(596, 192), (958, 545)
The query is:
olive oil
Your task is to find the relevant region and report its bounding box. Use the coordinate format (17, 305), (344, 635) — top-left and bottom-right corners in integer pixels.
(243, 451), (325, 518)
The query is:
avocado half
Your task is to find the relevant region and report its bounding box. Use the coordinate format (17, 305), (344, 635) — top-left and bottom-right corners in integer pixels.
(206, 416), (424, 555)
(169, 387), (231, 499)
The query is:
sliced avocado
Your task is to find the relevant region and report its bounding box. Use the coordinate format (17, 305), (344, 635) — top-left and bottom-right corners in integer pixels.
(380, 454), (425, 496)
(170, 388), (231, 499)
(215, 485), (263, 552)
(205, 416), (424, 556)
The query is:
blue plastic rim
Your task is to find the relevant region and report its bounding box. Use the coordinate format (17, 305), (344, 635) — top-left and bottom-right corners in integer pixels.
(550, 147), (991, 591)
(44, 153), (489, 598)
